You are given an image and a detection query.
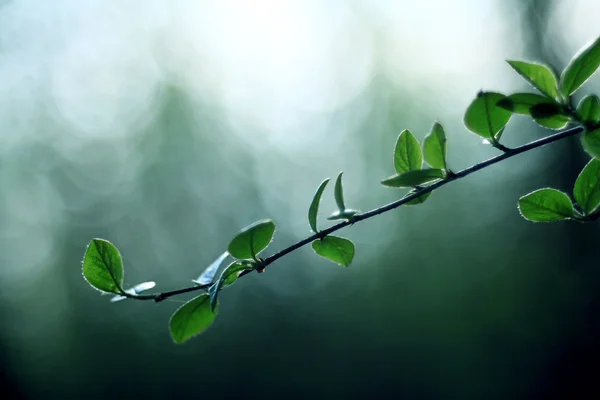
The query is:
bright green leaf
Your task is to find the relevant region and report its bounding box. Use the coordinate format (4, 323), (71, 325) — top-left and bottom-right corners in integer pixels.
(381, 169), (445, 188)
(394, 129), (422, 174)
(169, 294), (217, 344)
(582, 128), (600, 159)
(423, 123), (447, 170)
(530, 103), (570, 129)
(403, 189), (431, 206)
(464, 92), (512, 139)
(497, 93), (555, 115)
(506, 60), (560, 100)
(228, 220), (275, 260)
(82, 239), (124, 294)
(308, 178), (330, 233)
(333, 172), (346, 211)
(574, 158), (600, 215)
(208, 261), (254, 311)
(576, 95), (600, 124)
(560, 36), (600, 96)
(311, 236), (355, 267)
(518, 188), (575, 222)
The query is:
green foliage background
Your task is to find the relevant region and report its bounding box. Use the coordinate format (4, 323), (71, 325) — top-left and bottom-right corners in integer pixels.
(1, 1), (600, 398)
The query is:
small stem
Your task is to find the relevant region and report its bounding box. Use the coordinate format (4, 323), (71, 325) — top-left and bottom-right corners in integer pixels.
(130, 125), (585, 303)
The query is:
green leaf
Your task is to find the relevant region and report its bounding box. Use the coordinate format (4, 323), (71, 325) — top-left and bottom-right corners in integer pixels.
(560, 36), (600, 97)
(394, 129), (423, 174)
(169, 294), (217, 344)
(518, 188), (575, 222)
(327, 209), (359, 221)
(530, 103), (570, 129)
(381, 169), (445, 188)
(82, 239), (124, 294)
(228, 220), (275, 260)
(506, 60), (560, 100)
(576, 95), (600, 124)
(403, 189), (431, 206)
(311, 236), (355, 267)
(497, 93), (555, 115)
(582, 128), (600, 159)
(208, 261), (254, 311)
(423, 123), (447, 170)
(464, 91), (512, 139)
(308, 178), (330, 233)
(574, 158), (600, 215)
(333, 172), (346, 211)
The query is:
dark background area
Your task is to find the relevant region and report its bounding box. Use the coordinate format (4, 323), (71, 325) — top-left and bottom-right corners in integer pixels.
(1, 0), (600, 398)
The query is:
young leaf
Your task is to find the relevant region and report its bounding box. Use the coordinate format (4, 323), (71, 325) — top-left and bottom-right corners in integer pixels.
(497, 93), (555, 115)
(518, 188), (575, 222)
(110, 281), (156, 303)
(403, 189), (431, 206)
(228, 220), (276, 260)
(394, 129), (423, 174)
(576, 95), (600, 124)
(506, 60), (560, 100)
(333, 172), (346, 211)
(327, 209), (359, 221)
(530, 103), (570, 129)
(574, 158), (600, 215)
(423, 122), (447, 170)
(82, 239), (125, 294)
(464, 92), (512, 139)
(581, 127), (600, 160)
(208, 261), (254, 311)
(311, 236), (355, 267)
(193, 251), (229, 286)
(381, 169), (445, 188)
(560, 36), (600, 97)
(308, 178), (330, 233)
(169, 294), (217, 344)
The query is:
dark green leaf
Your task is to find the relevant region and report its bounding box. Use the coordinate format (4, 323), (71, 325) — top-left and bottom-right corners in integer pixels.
(311, 236), (355, 267)
(530, 103), (570, 129)
(208, 261), (254, 311)
(497, 93), (555, 115)
(193, 252), (229, 286)
(82, 239), (124, 294)
(228, 220), (275, 260)
(582, 128), (600, 160)
(560, 36), (600, 96)
(518, 188), (575, 222)
(333, 172), (346, 211)
(574, 158), (600, 215)
(394, 129), (422, 174)
(576, 95), (600, 124)
(308, 178), (330, 233)
(423, 123), (447, 170)
(327, 209), (359, 221)
(381, 169), (445, 188)
(464, 92), (512, 139)
(169, 294), (217, 344)
(506, 60), (560, 100)
(403, 189), (431, 206)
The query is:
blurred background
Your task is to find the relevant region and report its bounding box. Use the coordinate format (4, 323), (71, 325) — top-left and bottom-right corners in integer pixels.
(1, 0), (600, 398)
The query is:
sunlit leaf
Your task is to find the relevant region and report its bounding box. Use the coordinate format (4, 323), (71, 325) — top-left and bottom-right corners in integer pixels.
(333, 172), (346, 211)
(110, 281), (156, 303)
(518, 188), (575, 222)
(576, 94), (600, 124)
(308, 178), (330, 233)
(497, 93), (554, 115)
(193, 252), (229, 286)
(574, 158), (600, 215)
(228, 220), (275, 260)
(394, 129), (422, 174)
(464, 91), (512, 139)
(82, 239), (124, 294)
(381, 169), (445, 188)
(506, 60), (560, 100)
(311, 236), (355, 267)
(327, 209), (359, 221)
(560, 36), (600, 96)
(169, 294), (217, 344)
(581, 128), (600, 160)
(422, 122), (447, 170)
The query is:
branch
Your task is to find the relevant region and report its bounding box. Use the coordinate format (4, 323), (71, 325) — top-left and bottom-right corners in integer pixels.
(132, 125), (583, 303)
